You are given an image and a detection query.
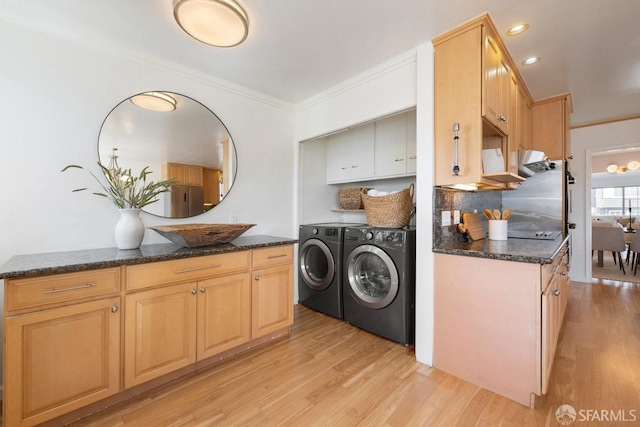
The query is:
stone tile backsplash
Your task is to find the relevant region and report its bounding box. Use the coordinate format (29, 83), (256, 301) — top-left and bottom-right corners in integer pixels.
(433, 188), (502, 246)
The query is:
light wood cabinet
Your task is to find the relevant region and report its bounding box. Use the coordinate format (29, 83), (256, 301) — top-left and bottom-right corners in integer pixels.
(251, 246), (294, 338)
(203, 168), (222, 206)
(4, 294), (121, 427)
(433, 15), (524, 190)
(2, 244), (294, 426)
(482, 25), (510, 135)
(434, 243), (570, 407)
(374, 110), (417, 177)
(162, 162), (204, 186)
(326, 123), (375, 183)
(532, 93), (573, 160)
(124, 282), (197, 388)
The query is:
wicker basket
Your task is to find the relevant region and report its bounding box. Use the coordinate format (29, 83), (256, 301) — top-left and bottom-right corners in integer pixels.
(361, 184), (414, 228)
(338, 187), (366, 210)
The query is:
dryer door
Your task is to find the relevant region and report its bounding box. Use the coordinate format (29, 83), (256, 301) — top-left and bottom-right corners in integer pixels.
(346, 245), (398, 309)
(299, 239), (335, 291)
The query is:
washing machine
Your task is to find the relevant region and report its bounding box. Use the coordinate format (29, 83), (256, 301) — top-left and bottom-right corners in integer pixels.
(298, 223), (364, 319)
(342, 226), (416, 344)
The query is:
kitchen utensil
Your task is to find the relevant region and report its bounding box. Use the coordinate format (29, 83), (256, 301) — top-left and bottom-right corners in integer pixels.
(502, 209), (513, 220)
(493, 209), (501, 220)
(461, 212), (485, 240)
(483, 209), (493, 220)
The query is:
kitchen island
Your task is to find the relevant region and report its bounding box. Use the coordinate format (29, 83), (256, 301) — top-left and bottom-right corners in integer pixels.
(432, 235), (570, 408)
(0, 235), (297, 427)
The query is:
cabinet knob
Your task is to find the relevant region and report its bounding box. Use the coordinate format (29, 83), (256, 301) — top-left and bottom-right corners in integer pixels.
(254, 276), (260, 281)
(499, 115), (507, 122)
(200, 287), (206, 293)
(553, 289), (560, 296)
(191, 289), (197, 295)
(111, 305), (119, 313)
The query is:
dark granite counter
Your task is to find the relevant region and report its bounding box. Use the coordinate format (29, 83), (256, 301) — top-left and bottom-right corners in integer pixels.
(0, 235), (298, 279)
(433, 235), (569, 264)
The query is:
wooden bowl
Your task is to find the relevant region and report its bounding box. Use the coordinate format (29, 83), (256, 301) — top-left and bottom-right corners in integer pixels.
(148, 223), (256, 247)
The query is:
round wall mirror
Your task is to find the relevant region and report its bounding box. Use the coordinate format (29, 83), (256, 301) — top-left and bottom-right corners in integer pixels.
(98, 92), (237, 218)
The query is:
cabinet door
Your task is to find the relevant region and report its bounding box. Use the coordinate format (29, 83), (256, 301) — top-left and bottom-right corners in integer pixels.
(124, 283), (197, 388)
(532, 96), (570, 160)
(325, 123), (374, 183)
(406, 109), (417, 174)
(197, 273), (251, 359)
(5, 298), (121, 427)
(184, 165), (203, 186)
(251, 264), (293, 338)
(163, 163), (185, 184)
(375, 113), (407, 177)
(482, 30), (509, 134)
(203, 168), (222, 205)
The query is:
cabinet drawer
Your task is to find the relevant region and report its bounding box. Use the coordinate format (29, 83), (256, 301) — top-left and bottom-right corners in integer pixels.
(5, 267), (121, 313)
(126, 251), (250, 291)
(252, 245), (294, 269)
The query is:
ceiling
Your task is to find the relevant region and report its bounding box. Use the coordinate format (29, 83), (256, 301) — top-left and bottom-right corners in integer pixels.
(2, 0), (639, 127)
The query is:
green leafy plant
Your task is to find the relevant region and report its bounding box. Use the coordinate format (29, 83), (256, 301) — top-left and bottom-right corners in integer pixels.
(62, 162), (177, 209)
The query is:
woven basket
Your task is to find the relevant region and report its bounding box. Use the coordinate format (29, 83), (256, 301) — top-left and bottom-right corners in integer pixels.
(361, 184), (414, 228)
(338, 187), (366, 210)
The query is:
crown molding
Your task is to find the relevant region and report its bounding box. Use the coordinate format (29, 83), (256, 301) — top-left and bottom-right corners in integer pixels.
(294, 49), (417, 113)
(0, 6), (295, 112)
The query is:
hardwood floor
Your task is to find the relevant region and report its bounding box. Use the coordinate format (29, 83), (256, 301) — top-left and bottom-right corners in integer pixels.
(55, 280), (640, 426)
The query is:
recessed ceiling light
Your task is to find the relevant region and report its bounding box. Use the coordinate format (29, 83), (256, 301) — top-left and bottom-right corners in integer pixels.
(522, 56), (541, 66)
(507, 23), (529, 36)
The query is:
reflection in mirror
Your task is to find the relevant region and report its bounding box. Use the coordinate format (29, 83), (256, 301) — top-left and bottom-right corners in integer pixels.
(98, 92), (237, 218)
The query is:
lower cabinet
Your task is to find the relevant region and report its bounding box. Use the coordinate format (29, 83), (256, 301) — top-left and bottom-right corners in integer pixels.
(434, 245), (570, 407)
(4, 297), (121, 427)
(2, 244), (294, 427)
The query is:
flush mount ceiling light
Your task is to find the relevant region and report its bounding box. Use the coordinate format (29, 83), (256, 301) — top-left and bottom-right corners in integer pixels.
(506, 23), (529, 36)
(130, 92), (177, 112)
(607, 161), (640, 174)
(173, 0), (249, 47)
(522, 56), (541, 66)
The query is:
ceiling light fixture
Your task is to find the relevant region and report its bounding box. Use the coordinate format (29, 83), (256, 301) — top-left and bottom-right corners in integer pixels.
(130, 92), (177, 112)
(607, 161), (640, 174)
(173, 0), (249, 47)
(522, 56), (541, 66)
(507, 23), (529, 36)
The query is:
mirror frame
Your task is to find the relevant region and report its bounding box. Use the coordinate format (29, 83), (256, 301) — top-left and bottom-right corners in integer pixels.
(97, 91), (238, 218)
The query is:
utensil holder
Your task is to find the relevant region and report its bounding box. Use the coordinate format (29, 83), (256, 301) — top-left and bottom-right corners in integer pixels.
(488, 220), (508, 240)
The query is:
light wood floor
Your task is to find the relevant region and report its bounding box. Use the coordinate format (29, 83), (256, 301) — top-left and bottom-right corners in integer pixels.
(59, 280), (640, 426)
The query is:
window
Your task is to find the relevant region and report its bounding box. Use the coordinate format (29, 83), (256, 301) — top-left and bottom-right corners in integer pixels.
(591, 186), (640, 216)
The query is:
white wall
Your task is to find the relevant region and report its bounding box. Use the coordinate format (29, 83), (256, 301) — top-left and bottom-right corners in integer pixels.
(294, 44), (435, 366)
(0, 20), (296, 386)
(569, 118), (640, 282)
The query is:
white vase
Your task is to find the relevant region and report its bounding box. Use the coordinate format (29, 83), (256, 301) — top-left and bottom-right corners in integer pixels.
(115, 209), (145, 250)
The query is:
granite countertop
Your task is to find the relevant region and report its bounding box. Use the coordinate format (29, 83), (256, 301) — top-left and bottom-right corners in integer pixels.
(0, 235), (298, 280)
(433, 235), (569, 264)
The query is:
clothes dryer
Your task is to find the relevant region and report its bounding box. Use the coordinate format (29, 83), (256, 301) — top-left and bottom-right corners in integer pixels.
(342, 226), (416, 344)
(298, 223), (364, 319)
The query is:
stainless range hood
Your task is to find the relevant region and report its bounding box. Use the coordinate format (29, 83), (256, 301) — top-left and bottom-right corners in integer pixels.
(518, 150), (555, 177)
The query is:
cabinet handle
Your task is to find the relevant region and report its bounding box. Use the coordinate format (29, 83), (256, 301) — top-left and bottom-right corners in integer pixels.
(341, 166), (348, 170)
(394, 158), (404, 162)
(267, 254), (287, 259)
(553, 289), (560, 296)
(43, 283), (97, 294)
(200, 287), (206, 293)
(254, 276), (260, 281)
(175, 264), (221, 274)
(351, 165), (359, 169)
(409, 156), (417, 160)
(111, 305), (119, 313)
(190, 289), (197, 295)
(452, 123), (460, 176)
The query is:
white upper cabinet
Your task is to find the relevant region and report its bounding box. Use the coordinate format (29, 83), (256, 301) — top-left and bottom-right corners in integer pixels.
(374, 110), (417, 177)
(326, 123), (375, 184)
(326, 110), (416, 184)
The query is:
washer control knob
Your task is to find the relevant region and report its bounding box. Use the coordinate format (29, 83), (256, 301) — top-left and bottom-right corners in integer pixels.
(312, 228), (319, 235)
(365, 232), (374, 240)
